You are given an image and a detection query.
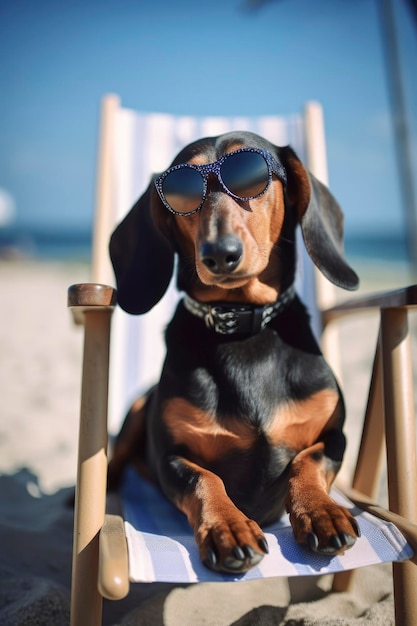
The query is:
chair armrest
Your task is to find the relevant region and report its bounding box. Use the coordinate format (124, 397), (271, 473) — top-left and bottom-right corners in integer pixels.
(68, 283), (117, 324)
(323, 284), (417, 325)
(342, 486), (417, 565)
(98, 514), (130, 600)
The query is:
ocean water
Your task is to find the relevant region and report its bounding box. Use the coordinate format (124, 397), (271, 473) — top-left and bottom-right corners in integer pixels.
(0, 224), (411, 261)
(345, 232), (410, 265)
(1, 225), (415, 306)
(0, 225), (93, 262)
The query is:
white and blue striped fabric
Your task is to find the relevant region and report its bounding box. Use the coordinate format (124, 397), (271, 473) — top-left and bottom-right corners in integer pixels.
(121, 467), (413, 583)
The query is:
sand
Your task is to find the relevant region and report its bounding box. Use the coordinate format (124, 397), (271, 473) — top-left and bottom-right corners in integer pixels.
(0, 258), (416, 625)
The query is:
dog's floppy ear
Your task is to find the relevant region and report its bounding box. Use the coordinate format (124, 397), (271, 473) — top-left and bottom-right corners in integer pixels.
(279, 146), (359, 291)
(109, 182), (175, 314)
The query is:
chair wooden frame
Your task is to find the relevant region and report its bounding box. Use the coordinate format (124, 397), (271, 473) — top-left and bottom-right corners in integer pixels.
(68, 97), (417, 626)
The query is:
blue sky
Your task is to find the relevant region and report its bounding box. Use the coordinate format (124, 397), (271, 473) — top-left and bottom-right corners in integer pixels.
(0, 0), (416, 237)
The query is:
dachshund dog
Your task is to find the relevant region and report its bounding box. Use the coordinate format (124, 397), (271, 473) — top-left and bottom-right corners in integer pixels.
(108, 131), (360, 574)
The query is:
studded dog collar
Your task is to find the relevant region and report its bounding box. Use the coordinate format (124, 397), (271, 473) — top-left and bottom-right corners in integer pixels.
(183, 285), (296, 336)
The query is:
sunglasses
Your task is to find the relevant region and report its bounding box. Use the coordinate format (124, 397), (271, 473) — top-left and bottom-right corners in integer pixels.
(154, 147), (287, 216)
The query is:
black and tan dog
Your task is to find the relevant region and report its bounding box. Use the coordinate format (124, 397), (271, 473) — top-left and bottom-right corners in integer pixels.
(108, 131), (360, 573)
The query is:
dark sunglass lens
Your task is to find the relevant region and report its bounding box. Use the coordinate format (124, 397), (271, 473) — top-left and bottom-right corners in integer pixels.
(162, 168), (204, 213)
(220, 151), (269, 199)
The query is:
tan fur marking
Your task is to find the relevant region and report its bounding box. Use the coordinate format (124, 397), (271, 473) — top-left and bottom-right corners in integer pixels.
(266, 388), (341, 451)
(163, 397), (256, 463)
(177, 460), (227, 524)
(177, 459), (267, 571)
(286, 441), (358, 553)
(289, 442), (336, 490)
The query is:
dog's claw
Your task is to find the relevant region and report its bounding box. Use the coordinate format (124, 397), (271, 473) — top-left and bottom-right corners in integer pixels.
(307, 529), (358, 556)
(339, 531), (349, 546)
(200, 513), (267, 573)
(330, 534), (343, 550)
(340, 531), (357, 549)
(223, 544), (264, 571)
(258, 537), (269, 554)
(352, 519), (361, 538)
(205, 548), (217, 568)
(243, 545), (255, 559)
(233, 546), (246, 561)
(307, 532), (319, 552)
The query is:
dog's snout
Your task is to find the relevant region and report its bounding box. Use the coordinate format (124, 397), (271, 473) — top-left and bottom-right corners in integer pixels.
(201, 235), (243, 274)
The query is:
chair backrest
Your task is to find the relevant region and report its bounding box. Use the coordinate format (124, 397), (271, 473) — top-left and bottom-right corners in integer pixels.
(91, 95), (336, 432)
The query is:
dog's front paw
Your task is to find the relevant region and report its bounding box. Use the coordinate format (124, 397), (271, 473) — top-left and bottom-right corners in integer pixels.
(288, 494), (360, 556)
(196, 510), (269, 573)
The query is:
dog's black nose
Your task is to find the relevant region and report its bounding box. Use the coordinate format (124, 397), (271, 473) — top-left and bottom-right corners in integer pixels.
(201, 236), (243, 273)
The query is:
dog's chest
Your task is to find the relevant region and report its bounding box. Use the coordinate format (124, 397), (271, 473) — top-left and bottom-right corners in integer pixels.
(163, 326), (338, 464)
(170, 327), (290, 425)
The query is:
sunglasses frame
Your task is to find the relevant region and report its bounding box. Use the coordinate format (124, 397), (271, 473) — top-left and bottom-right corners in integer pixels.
(154, 147), (287, 216)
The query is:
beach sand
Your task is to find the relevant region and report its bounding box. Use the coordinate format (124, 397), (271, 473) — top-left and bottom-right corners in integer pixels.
(0, 258), (416, 625)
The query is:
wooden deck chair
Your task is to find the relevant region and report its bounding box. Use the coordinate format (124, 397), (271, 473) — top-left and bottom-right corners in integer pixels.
(68, 95), (417, 626)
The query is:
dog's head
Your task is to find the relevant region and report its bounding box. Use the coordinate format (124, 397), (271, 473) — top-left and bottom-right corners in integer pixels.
(110, 131), (359, 314)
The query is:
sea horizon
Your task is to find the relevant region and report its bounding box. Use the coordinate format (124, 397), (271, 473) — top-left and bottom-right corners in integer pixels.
(0, 223), (411, 264)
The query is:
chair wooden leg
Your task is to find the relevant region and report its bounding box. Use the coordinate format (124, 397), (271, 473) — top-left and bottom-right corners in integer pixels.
(351, 337), (386, 498)
(71, 310), (112, 626)
(380, 307), (417, 626)
(333, 336), (385, 593)
(331, 569), (355, 593)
